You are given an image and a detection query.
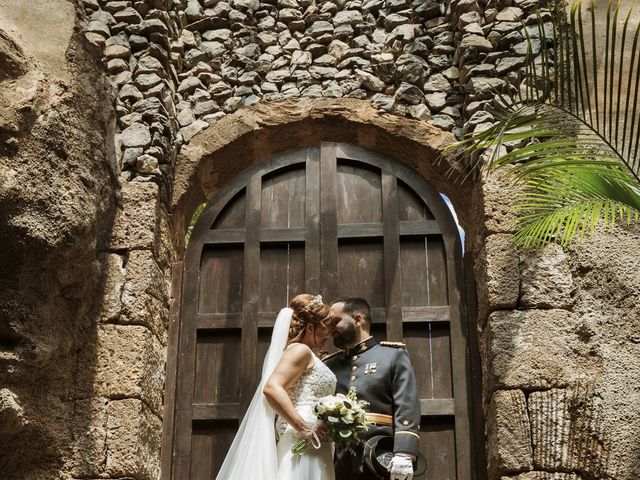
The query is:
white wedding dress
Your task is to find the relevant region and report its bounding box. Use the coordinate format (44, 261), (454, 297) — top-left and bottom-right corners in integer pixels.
(215, 308), (336, 480)
(276, 351), (337, 480)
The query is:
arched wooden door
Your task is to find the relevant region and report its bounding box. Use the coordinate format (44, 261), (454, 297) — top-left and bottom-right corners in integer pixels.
(166, 143), (473, 479)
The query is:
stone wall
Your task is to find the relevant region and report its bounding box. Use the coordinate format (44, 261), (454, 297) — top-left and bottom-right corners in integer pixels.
(0, 1), (120, 478)
(1, 0), (640, 479)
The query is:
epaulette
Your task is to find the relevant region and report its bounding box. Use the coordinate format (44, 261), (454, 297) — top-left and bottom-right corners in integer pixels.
(380, 341), (406, 349)
(321, 351), (343, 362)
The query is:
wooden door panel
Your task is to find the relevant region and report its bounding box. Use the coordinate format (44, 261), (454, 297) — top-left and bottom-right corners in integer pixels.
(212, 190), (246, 230)
(260, 166), (305, 229)
(191, 420), (238, 480)
(169, 144), (474, 480)
(198, 246), (244, 314)
(400, 238), (430, 306)
(430, 324), (454, 398)
(337, 162), (382, 224)
(398, 180), (434, 221)
(421, 417), (458, 480)
(338, 239), (386, 308)
(193, 330), (241, 404)
(259, 243), (305, 312)
(427, 236), (449, 305)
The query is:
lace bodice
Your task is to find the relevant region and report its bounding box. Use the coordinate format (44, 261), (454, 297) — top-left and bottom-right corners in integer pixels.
(286, 352), (337, 415)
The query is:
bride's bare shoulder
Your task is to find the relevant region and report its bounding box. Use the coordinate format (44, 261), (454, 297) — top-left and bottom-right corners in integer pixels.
(284, 342), (313, 356)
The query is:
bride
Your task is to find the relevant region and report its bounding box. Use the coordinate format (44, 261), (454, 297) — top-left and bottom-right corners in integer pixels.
(216, 294), (337, 480)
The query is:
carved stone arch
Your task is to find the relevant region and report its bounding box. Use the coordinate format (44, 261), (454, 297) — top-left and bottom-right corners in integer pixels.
(164, 141), (480, 480)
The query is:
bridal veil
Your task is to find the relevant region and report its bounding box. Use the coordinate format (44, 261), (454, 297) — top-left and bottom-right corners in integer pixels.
(215, 307), (293, 479)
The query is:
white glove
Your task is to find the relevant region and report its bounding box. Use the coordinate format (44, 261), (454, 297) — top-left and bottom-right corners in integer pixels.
(388, 454), (414, 480)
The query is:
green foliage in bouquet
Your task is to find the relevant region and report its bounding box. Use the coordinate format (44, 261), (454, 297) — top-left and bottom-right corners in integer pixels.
(292, 388), (371, 456)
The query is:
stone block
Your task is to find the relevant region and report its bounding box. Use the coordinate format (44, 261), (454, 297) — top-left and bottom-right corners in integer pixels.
(480, 169), (521, 234)
(502, 473), (583, 480)
(121, 250), (171, 343)
(520, 244), (573, 309)
(94, 324), (165, 416)
(529, 389), (573, 471)
(109, 181), (160, 250)
(487, 389), (533, 477)
(485, 309), (597, 390)
(98, 253), (126, 322)
(105, 399), (162, 480)
(477, 234), (519, 320)
(70, 398), (108, 478)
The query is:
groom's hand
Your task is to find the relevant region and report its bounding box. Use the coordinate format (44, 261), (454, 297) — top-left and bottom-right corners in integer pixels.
(388, 454), (414, 480)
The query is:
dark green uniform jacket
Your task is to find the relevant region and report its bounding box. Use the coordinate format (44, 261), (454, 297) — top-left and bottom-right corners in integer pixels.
(324, 336), (420, 476)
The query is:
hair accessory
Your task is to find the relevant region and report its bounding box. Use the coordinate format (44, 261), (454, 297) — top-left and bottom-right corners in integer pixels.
(307, 294), (323, 310)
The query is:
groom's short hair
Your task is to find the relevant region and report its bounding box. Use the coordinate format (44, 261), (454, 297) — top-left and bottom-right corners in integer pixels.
(332, 296), (372, 326)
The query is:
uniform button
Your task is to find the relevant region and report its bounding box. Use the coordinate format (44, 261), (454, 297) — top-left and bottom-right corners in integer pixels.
(352, 366), (357, 371)
(352, 355), (358, 361)
(350, 375), (356, 381)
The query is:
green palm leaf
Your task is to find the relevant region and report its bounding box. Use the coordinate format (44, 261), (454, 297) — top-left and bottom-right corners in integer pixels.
(449, 0), (640, 247)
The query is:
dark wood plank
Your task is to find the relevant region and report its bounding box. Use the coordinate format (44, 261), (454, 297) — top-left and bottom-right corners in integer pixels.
(239, 177), (261, 410)
(464, 252), (487, 480)
(195, 313), (243, 330)
(431, 323), (454, 398)
(305, 147), (321, 293)
(398, 179), (434, 221)
(161, 262), (183, 480)
(404, 322), (433, 400)
(320, 143), (338, 300)
(400, 238), (429, 307)
(418, 417), (457, 480)
(399, 220), (441, 236)
(198, 245), (244, 314)
(203, 229), (245, 245)
(421, 398), (456, 416)
(192, 403), (242, 420)
(260, 164), (305, 229)
(427, 235), (449, 306)
(259, 243), (305, 312)
(193, 330), (241, 404)
(212, 190), (246, 229)
(192, 420), (239, 480)
(382, 172), (402, 342)
(402, 306), (450, 323)
(337, 223), (383, 238)
(338, 239), (385, 308)
(260, 228), (305, 242)
(337, 160), (382, 224)
(449, 241), (473, 480)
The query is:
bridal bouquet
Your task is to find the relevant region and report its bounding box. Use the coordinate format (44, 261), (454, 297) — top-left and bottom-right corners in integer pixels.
(291, 387), (371, 455)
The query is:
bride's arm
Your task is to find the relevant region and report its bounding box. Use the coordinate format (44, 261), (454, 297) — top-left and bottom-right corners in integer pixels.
(263, 343), (315, 437)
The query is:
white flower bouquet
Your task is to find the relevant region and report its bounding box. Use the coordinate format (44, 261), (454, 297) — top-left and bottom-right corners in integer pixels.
(291, 387), (371, 455)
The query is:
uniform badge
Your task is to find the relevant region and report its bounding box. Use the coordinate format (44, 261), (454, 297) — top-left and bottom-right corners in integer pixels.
(364, 362), (377, 375)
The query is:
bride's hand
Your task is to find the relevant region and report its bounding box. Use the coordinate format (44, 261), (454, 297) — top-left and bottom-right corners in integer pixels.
(314, 422), (329, 442)
(294, 420), (316, 440)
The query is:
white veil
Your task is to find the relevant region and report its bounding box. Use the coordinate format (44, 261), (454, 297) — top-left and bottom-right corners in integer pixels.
(215, 307), (293, 479)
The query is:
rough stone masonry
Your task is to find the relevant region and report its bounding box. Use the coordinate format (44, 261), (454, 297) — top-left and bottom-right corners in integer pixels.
(0, 0), (639, 479)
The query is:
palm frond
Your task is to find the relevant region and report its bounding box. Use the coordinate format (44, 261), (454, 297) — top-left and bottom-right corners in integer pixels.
(513, 168), (640, 247)
(447, 0), (640, 247)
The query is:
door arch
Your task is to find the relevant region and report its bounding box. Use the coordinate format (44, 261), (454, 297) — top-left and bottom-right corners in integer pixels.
(167, 143), (473, 479)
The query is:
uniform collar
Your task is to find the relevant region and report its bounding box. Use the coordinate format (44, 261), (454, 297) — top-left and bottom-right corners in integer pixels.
(346, 336), (377, 356)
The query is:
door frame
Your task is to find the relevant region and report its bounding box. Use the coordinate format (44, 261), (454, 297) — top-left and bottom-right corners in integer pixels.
(161, 143), (476, 479)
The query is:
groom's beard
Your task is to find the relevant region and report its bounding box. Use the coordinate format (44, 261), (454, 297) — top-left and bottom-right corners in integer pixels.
(333, 323), (357, 350)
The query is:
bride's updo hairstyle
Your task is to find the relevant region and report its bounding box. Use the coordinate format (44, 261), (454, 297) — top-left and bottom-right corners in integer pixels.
(288, 293), (332, 344)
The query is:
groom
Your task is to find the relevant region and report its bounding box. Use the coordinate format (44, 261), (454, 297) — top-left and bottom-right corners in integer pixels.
(324, 296), (421, 480)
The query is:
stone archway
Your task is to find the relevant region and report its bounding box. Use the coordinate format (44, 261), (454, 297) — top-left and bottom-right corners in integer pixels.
(168, 98), (481, 256)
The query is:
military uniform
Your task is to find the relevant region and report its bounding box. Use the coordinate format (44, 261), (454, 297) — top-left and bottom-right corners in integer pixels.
(324, 336), (421, 480)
